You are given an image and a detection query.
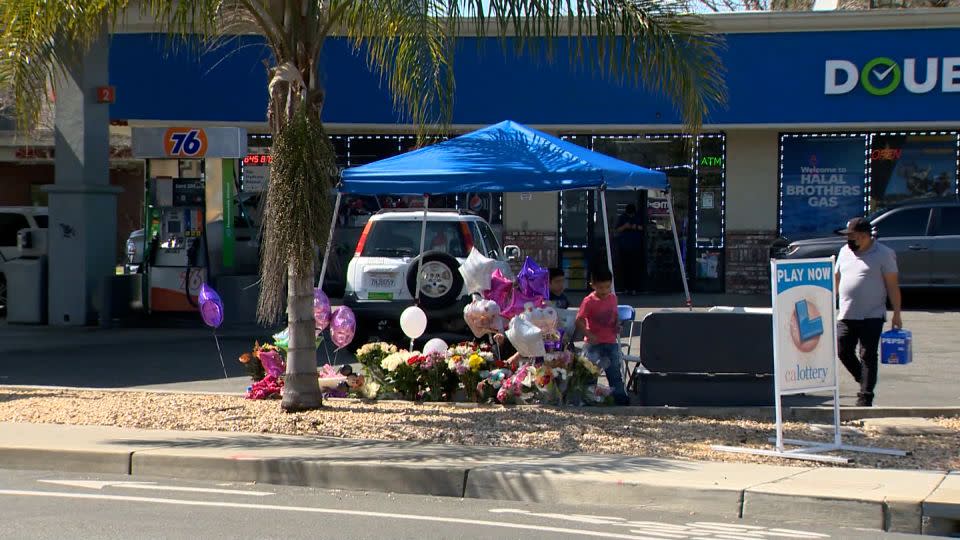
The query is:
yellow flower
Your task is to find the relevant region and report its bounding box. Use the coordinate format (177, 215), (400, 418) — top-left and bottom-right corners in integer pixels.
(467, 354), (485, 371)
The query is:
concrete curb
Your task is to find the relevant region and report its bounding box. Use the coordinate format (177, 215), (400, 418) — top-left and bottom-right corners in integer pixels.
(0, 422), (956, 533)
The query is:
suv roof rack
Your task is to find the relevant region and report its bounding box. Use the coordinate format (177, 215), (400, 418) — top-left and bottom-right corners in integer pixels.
(374, 208), (475, 215)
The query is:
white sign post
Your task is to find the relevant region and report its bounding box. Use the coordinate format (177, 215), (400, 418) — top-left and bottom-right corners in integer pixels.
(714, 257), (905, 464)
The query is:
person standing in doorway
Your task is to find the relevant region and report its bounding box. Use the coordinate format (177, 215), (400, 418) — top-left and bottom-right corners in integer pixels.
(614, 203), (645, 295)
(835, 217), (902, 407)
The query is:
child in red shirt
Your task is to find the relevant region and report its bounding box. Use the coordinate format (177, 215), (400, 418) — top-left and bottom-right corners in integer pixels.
(576, 267), (629, 405)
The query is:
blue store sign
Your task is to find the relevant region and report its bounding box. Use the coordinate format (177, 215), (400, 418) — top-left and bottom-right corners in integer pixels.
(108, 27), (960, 126)
(779, 137), (867, 239)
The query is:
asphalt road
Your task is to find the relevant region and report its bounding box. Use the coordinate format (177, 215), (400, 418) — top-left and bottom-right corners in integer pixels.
(0, 469), (924, 540)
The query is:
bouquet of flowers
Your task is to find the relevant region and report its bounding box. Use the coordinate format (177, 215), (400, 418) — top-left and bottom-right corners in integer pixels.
(246, 374), (283, 400)
(447, 342), (495, 402)
(355, 342), (398, 389)
(565, 352), (608, 405)
(238, 341), (287, 382)
(415, 352), (457, 402)
(476, 367), (512, 403)
(381, 350), (420, 400)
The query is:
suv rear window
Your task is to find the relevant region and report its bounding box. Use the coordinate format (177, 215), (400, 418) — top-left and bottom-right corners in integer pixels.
(361, 221), (468, 258)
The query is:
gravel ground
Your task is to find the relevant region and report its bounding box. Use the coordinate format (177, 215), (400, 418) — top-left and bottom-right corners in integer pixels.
(1, 388), (957, 470)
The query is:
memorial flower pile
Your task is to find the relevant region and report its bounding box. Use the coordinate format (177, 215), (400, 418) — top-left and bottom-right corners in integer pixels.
(355, 342), (398, 388)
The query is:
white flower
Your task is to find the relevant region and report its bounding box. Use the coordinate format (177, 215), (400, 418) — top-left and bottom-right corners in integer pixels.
(381, 351), (414, 372)
(552, 367), (567, 380)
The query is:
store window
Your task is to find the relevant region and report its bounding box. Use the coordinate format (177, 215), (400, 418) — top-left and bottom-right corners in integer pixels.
(778, 134), (869, 239)
(556, 133), (726, 293)
(869, 133), (958, 211)
(779, 131), (960, 239)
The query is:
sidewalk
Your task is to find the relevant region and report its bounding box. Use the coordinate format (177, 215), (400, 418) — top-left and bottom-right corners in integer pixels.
(1, 422), (956, 535)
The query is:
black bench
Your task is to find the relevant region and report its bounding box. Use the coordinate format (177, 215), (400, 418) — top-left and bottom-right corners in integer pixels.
(633, 311), (774, 407)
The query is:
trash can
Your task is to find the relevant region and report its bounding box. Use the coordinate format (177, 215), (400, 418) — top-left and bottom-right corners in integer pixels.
(6, 256), (47, 324)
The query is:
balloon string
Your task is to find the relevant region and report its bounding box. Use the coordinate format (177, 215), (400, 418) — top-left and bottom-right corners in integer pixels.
(213, 331), (228, 379)
(322, 330), (332, 366)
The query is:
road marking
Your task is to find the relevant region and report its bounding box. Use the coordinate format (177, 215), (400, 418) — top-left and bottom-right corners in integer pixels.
(489, 511), (831, 539)
(0, 490), (671, 540)
(38, 480), (274, 497)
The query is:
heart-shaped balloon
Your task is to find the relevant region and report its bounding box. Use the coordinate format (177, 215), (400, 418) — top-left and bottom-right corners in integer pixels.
(517, 257), (549, 300)
(464, 298), (504, 338)
(459, 248), (498, 295)
(527, 305), (558, 335)
(483, 268), (514, 313)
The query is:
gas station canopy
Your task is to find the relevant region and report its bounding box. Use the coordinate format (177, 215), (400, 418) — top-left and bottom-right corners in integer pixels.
(338, 120), (667, 195)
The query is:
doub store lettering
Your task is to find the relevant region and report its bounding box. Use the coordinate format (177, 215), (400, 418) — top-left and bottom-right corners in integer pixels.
(824, 57), (960, 96)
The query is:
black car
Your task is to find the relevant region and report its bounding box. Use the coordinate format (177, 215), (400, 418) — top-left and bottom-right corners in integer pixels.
(776, 198), (960, 288)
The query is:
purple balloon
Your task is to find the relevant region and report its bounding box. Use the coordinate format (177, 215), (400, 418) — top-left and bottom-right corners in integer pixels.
(313, 288), (331, 331)
(502, 287), (544, 319)
(198, 283), (224, 329)
(517, 257), (549, 300)
(330, 306), (356, 349)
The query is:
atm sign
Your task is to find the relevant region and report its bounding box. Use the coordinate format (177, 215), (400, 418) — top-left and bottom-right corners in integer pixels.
(163, 128), (208, 157)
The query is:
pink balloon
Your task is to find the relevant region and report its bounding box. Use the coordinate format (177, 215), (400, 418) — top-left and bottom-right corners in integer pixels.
(330, 306), (356, 349)
(502, 288), (544, 319)
(313, 288), (331, 331)
(483, 268), (513, 312)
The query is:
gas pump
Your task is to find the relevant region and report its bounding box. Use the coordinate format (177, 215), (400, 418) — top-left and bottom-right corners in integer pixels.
(132, 127), (247, 313)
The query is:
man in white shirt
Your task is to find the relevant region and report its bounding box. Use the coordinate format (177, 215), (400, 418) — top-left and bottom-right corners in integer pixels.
(835, 217), (902, 407)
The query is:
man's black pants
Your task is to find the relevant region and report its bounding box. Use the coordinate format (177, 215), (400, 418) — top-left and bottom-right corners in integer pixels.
(837, 318), (884, 398)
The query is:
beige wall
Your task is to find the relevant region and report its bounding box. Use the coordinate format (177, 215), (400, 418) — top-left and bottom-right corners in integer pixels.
(725, 130), (779, 232)
(503, 191), (558, 232)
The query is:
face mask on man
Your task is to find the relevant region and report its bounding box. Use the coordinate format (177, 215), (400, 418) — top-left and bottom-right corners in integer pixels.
(847, 239), (859, 251)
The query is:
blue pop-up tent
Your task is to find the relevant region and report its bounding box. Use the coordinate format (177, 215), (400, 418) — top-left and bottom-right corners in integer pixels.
(325, 120), (690, 306)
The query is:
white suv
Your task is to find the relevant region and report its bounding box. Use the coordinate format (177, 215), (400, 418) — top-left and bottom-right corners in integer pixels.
(344, 209), (514, 345)
(0, 207), (48, 314)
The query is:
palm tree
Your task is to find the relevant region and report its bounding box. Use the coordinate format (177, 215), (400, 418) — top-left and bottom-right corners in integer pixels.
(0, 0), (724, 411)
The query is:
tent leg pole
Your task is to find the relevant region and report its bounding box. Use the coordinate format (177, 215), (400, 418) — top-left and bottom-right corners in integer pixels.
(317, 192), (342, 288)
(666, 193), (692, 310)
(415, 195), (430, 303)
(600, 189), (616, 294)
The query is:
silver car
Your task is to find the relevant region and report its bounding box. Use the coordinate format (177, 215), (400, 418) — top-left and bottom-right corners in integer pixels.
(777, 198), (960, 288)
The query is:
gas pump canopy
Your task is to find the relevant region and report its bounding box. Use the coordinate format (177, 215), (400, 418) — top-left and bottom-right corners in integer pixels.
(132, 127), (247, 159)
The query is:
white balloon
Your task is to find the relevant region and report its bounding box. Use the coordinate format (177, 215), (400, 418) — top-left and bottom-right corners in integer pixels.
(459, 248), (497, 294)
(506, 315), (546, 359)
(423, 338), (448, 356)
(400, 306), (428, 340)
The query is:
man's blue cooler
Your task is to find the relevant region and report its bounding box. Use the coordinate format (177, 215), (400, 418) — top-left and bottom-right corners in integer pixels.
(881, 329), (913, 365)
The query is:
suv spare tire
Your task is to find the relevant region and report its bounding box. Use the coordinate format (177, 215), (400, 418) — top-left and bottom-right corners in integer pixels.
(406, 251), (463, 310)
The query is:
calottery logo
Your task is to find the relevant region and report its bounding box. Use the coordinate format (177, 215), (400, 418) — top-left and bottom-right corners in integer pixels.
(824, 57), (960, 96)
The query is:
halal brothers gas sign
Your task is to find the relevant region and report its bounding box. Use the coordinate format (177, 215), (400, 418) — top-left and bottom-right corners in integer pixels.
(825, 57), (960, 96)
(771, 258), (838, 394)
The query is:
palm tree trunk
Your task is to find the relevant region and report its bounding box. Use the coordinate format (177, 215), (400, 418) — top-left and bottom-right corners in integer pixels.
(281, 260), (321, 411)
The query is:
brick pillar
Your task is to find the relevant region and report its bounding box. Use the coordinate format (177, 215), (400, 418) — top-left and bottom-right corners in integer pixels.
(725, 230), (778, 295)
